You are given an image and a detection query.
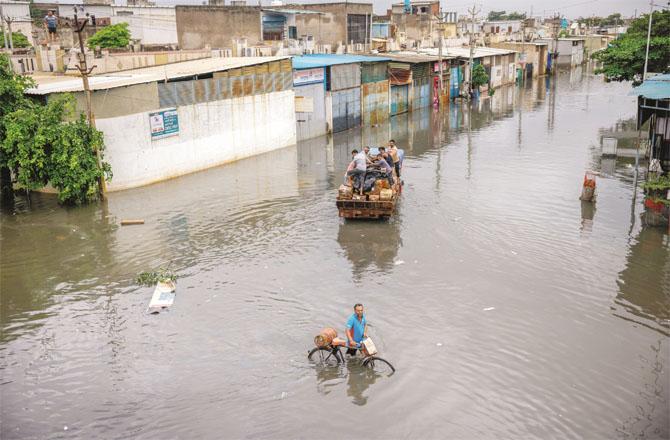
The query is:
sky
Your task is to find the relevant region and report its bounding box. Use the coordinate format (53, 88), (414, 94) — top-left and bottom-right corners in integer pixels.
(152, 0), (652, 18)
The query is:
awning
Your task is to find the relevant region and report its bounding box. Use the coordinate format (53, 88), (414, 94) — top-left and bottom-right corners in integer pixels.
(629, 73), (670, 100)
(388, 62), (411, 85)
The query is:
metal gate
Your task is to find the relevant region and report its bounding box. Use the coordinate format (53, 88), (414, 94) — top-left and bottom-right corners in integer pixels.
(390, 84), (409, 115)
(332, 88), (361, 133)
(362, 80), (389, 125)
(412, 77), (430, 110)
(295, 83), (327, 141)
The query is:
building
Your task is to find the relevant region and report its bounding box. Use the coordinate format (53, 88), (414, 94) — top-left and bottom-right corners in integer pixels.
(631, 74), (670, 173)
(0, 1), (33, 45)
(26, 57), (296, 191)
(291, 54), (390, 137)
(381, 52), (456, 108)
(176, 3), (373, 54)
(111, 5), (178, 47)
(540, 37), (585, 68)
(582, 34), (612, 59)
(483, 20), (523, 35)
(389, 0), (440, 15)
(489, 41), (548, 78)
(421, 46), (518, 89)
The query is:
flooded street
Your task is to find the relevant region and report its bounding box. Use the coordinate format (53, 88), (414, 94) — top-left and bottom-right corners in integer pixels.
(1, 68), (668, 439)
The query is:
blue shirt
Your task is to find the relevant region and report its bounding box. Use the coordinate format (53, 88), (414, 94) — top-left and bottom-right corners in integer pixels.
(346, 313), (366, 343)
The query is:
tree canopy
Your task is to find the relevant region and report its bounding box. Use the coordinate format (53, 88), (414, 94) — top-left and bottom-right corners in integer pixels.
(487, 10), (526, 21)
(0, 54), (111, 204)
(592, 10), (670, 84)
(87, 22), (131, 49)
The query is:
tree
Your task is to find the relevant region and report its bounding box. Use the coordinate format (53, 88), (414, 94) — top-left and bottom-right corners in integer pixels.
(2, 31), (31, 48)
(601, 13), (622, 26)
(592, 10), (670, 84)
(0, 54), (34, 199)
(506, 12), (526, 20)
(87, 22), (130, 49)
(487, 10), (506, 21)
(471, 64), (489, 89)
(0, 54), (112, 205)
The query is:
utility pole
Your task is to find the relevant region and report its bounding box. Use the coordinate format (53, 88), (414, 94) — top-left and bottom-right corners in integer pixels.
(73, 8), (106, 196)
(467, 3), (480, 97)
(643, 0), (654, 81)
(2, 14), (14, 50)
(0, 6), (8, 51)
(552, 14), (560, 74)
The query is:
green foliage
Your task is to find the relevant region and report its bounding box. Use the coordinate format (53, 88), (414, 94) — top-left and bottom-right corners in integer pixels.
(136, 267), (178, 286)
(592, 10), (670, 84)
(87, 23), (130, 49)
(471, 64), (489, 88)
(642, 174), (670, 192)
(1, 89), (112, 205)
(487, 10), (526, 21)
(0, 54), (35, 172)
(2, 31), (31, 48)
(577, 13), (623, 27)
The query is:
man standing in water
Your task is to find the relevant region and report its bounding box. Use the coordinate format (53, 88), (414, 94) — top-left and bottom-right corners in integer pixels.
(345, 303), (367, 356)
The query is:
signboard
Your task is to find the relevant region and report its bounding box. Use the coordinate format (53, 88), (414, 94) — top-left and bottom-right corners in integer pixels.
(149, 108), (179, 140)
(293, 68), (325, 86)
(295, 96), (314, 113)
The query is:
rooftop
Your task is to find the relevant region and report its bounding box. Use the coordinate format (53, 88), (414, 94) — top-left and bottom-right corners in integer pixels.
(420, 46), (517, 58)
(27, 56), (289, 95)
(629, 74), (670, 100)
(375, 51), (455, 63)
(292, 54), (391, 69)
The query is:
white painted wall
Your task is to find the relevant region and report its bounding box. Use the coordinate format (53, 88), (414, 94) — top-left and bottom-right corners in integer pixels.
(111, 6), (177, 45)
(97, 89), (297, 191)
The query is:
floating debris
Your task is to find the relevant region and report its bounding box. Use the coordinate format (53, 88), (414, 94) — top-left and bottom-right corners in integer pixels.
(136, 268), (178, 287)
(483, 307), (495, 311)
(394, 260), (405, 266)
(120, 219), (145, 226)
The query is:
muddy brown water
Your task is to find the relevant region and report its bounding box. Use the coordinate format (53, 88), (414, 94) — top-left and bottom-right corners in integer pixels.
(1, 68), (668, 439)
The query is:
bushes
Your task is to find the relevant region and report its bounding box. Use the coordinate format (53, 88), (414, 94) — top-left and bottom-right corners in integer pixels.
(87, 23), (131, 49)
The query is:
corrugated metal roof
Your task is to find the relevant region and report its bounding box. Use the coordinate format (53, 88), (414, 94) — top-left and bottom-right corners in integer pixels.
(27, 56), (290, 95)
(292, 54), (391, 70)
(629, 74), (670, 100)
(375, 51), (454, 63)
(420, 46), (517, 58)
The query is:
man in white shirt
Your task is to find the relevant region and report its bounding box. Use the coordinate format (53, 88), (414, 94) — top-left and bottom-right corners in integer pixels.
(346, 149), (367, 195)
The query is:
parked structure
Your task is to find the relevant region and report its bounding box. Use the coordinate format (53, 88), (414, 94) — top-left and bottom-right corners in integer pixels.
(421, 46), (518, 90)
(489, 41), (548, 78)
(540, 37), (585, 68)
(291, 54), (390, 138)
(27, 57), (296, 190)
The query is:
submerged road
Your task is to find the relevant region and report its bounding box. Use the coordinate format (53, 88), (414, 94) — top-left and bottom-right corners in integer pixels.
(1, 67), (668, 439)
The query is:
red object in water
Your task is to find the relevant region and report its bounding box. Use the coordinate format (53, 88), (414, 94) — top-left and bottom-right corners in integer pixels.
(583, 172), (596, 189)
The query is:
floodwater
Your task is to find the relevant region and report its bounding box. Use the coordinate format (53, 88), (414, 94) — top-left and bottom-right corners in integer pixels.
(1, 67), (669, 439)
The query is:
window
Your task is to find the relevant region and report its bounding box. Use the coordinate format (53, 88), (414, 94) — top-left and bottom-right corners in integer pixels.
(347, 14), (368, 44)
(288, 26), (297, 40)
(262, 14), (286, 41)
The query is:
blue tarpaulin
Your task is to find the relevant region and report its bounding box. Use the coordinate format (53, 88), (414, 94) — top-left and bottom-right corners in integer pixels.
(629, 74), (670, 100)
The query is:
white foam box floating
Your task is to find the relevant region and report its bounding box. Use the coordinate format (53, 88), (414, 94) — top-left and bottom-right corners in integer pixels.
(148, 280), (176, 314)
(361, 337), (378, 356)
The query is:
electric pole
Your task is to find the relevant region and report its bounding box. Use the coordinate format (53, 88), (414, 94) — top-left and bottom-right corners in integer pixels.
(467, 3), (480, 97)
(3, 15), (14, 50)
(643, 0), (654, 81)
(552, 14), (560, 74)
(437, 16), (444, 103)
(73, 8), (107, 196)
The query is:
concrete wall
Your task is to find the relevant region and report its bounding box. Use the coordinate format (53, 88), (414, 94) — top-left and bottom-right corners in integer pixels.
(288, 3), (372, 48)
(490, 42), (548, 77)
(176, 6), (262, 50)
(63, 49), (214, 74)
(94, 88), (296, 190)
(111, 6), (177, 45)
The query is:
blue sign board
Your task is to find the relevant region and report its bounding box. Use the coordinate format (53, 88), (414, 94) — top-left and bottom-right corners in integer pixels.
(149, 108), (179, 140)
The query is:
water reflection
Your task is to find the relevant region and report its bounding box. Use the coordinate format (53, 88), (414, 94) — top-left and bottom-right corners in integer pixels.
(337, 220), (402, 280)
(580, 200), (597, 232)
(345, 361), (382, 406)
(615, 228), (670, 335)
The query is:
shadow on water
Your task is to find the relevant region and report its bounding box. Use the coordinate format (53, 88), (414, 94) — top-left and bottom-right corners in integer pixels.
(615, 228), (670, 336)
(336, 220), (402, 281)
(0, 194), (118, 344)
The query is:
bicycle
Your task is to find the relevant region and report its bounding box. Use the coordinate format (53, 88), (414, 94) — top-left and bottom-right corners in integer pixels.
(307, 343), (396, 376)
